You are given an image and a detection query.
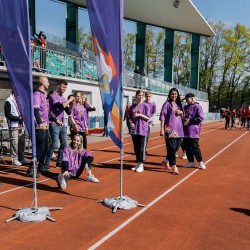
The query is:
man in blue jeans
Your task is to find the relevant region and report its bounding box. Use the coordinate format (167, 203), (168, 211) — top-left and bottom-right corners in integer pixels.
(43, 80), (75, 172)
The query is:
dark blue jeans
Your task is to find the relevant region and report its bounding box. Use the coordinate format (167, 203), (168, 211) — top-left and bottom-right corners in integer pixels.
(45, 123), (67, 167)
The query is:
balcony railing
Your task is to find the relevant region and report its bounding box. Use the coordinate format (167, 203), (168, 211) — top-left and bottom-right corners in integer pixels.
(1, 45), (208, 99)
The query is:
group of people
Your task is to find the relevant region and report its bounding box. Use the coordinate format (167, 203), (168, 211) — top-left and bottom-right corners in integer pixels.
(223, 106), (250, 130)
(5, 77), (99, 191)
(128, 89), (206, 175)
(4, 83), (206, 190)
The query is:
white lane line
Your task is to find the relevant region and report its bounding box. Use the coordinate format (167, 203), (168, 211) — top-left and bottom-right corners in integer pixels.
(0, 127), (218, 194)
(0, 178), (51, 195)
(87, 131), (248, 250)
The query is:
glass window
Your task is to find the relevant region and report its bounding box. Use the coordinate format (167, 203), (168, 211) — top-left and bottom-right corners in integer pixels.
(35, 0), (66, 46)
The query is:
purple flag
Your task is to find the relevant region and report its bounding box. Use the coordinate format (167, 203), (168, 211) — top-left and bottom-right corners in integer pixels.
(0, 0), (36, 157)
(86, 0), (124, 148)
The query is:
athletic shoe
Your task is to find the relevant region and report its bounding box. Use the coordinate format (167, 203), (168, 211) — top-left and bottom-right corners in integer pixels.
(131, 163), (139, 171)
(172, 165), (179, 175)
(184, 162), (195, 168)
(198, 161), (206, 170)
(26, 168), (40, 178)
(161, 160), (171, 170)
(19, 158), (31, 165)
(175, 153), (179, 157)
(135, 163), (144, 173)
(87, 174), (99, 183)
(181, 154), (187, 160)
(12, 159), (22, 166)
(58, 173), (67, 189)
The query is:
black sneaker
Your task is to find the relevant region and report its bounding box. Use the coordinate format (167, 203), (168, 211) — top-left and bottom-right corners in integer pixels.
(56, 162), (61, 168)
(38, 167), (49, 173)
(26, 168), (40, 178)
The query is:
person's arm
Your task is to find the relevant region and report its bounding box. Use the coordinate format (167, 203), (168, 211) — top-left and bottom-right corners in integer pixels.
(4, 101), (21, 121)
(160, 120), (165, 136)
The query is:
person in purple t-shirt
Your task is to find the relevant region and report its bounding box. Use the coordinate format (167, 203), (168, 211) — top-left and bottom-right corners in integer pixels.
(159, 88), (184, 175)
(44, 80), (75, 170)
(57, 134), (99, 190)
(129, 90), (151, 173)
(26, 76), (50, 177)
(183, 93), (206, 170)
(70, 91), (96, 149)
(144, 91), (157, 154)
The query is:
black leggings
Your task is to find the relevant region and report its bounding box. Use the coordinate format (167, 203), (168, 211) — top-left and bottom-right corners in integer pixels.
(165, 138), (182, 166)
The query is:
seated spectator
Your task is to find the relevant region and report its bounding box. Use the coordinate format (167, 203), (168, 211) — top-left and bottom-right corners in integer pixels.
(57, 134), (99, 190)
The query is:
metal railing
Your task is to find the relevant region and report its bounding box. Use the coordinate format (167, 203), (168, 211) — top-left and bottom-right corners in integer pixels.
(0, 45), (209, 99)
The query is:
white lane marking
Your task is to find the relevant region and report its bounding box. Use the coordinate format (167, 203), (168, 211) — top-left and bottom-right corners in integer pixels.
(0, 178), (51, 195)
(87, 131), (248, 250)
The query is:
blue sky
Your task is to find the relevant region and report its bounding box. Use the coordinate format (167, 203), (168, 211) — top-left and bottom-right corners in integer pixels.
(192, 0), (250, 27)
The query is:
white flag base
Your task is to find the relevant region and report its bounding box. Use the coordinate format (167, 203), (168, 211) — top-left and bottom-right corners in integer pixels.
(5, 207), (63, 223)
(97, 195), (145, 213)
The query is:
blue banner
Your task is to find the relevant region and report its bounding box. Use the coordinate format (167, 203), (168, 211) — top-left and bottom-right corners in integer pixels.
(86, 0), (124, 149)
(0, 0), (36, 157)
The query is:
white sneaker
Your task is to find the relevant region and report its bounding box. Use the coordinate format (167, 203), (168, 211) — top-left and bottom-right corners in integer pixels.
(198, 162), (206, 170)
(87, 174), (99, 183)
(58, 173), (67, 190)
(12, 159), (22, 166)
(135, 163), (144, 173)
(175, 153), (179, 157)
(184, 162), (195, 168)
(181, 154), (187, 160)
(131, 163), (139, 171)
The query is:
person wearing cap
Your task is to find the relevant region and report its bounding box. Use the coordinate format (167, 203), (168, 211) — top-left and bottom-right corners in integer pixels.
(43, 80), (75, 172)
(183, 93), (206, 170)
(159, 88), (184, 175)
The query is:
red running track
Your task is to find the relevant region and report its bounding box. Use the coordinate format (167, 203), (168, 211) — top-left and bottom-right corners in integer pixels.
(0, 121), (249, 250)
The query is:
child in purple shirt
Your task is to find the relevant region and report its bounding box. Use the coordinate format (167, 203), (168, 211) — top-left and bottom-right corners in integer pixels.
(183, 93), (206, 170)
(159, 88), (184, 175)
(57, 134), (99, 190)
(129, 90), (151, 173)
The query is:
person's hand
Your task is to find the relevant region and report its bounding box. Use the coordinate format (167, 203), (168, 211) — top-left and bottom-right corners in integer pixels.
(69, 96), (75, 103)
(130, 123), (135, 129)
(63, 171), (70, 177)
(56, 120), (63, 126)
(183, 119), (190, 126)
(39, 124), (47, 130)
(73, 124), (79, 133)
(175, 110), (183, 115)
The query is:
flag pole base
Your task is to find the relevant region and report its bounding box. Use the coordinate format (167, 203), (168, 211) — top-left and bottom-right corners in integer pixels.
(97, 195), (145, 213)
(5, 207), (63, 223)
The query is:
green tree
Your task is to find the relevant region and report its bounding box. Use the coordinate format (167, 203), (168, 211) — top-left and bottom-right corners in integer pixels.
(173, 32), (191, 86)
(123, 33), (136, 69)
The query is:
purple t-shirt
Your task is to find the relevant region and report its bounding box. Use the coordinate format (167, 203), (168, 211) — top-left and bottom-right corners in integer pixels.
(71, 104), (90, 131)
(62, 145), (92, 176)
(144, 101), (156, 125)
(129, 102), (151, 136)
(159, 101), (184, 138)
(33, 90), (49, 125)
(49, 92), (66, 123)
(183, 103), (204, 138)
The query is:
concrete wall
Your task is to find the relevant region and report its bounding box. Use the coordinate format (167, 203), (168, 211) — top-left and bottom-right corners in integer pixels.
(0, 70), (209, 125)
